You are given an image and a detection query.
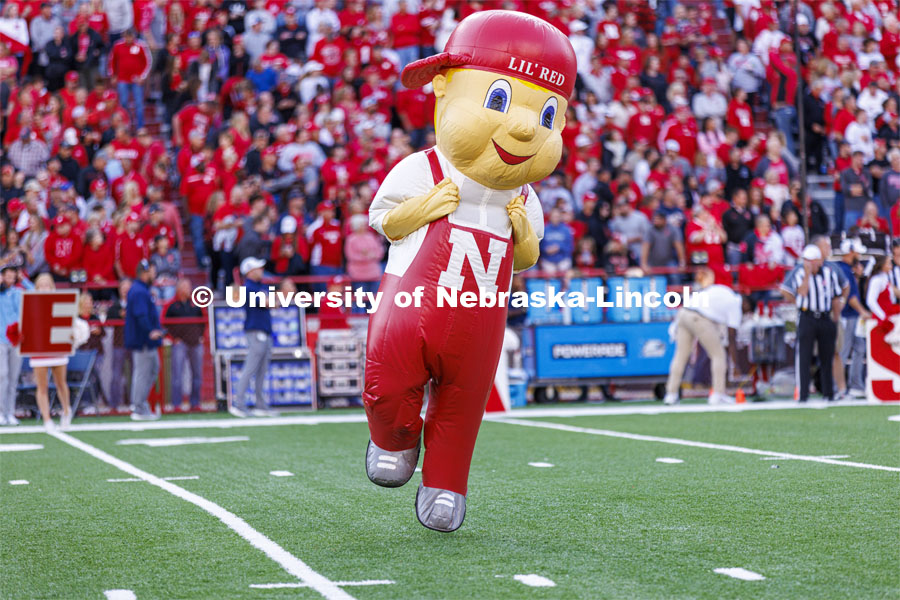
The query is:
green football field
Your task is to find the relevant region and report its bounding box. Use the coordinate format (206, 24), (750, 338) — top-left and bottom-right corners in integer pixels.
(1, 402), (898, 600)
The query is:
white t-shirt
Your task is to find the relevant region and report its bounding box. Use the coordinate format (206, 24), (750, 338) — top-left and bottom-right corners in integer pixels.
(369, 148), (544, 277)
(693, 284), (743, 329)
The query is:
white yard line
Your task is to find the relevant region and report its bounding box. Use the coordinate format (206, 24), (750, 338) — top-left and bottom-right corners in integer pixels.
(115, 436), (249, 447)
(49, 431), (355, 600)
(761, 454), (849, 461)
(889, 415), (900, 422)
(107, 476), (199, 483)
(250, 580), (394, 589)
(512, 574), (556, 587)
(103, 590), (137, 600)
(496, 418), (900, 473)
(269, 471), (294, 477)
(0, 400), (882, 435)
(0, 443), (44, 450)
(713, 567), (766, 581)
(527, 462), (554, 468)
(8, 480), (29, 485)
(655, 458), (684, 464)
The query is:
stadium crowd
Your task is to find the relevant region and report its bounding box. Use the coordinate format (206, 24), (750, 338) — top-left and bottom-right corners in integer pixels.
(1, 0), (900, 414)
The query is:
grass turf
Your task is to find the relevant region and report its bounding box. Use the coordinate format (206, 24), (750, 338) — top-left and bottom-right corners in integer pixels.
(1, 404), (898, 599)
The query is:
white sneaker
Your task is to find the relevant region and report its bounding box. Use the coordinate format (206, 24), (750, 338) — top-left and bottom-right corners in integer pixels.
(60, 411), (72, 430)
(130, 412), (160, 421)
(708, 393), (735, 405)
(43, 419), (57, 432)
(5, 414), (18, 426)
(663, 393), (680, 405)
(250, 408), (278, 417)
(848, 388), (866, 398)
(228, 406), (249, 418)
(0, 414), (8, 426)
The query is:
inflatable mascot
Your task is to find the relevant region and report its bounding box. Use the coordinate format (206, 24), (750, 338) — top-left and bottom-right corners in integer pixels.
(364, 10), (577, 532)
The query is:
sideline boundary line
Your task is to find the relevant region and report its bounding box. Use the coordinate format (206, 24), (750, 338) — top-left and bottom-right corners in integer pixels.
(49, 431), (355, 600)
(495, 418), (900, 472)
(0, 400), (885, 435)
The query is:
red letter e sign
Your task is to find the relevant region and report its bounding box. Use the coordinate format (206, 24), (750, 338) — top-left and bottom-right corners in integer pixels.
(19, 290), (80, 357)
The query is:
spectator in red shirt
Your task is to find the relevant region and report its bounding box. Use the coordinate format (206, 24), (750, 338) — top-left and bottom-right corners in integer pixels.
(142, 204), (177, 253)
(391, 0), (421, 68)
(270, 215), (308, 276)
(726, 87), (755, 141)
(82, 228), (115, 284)
(181, 154), (218, 267)
(684, 205), (729, 284)
(108, 29), (152, 128)
(312, 27), (347, 78)
(115, 213), (148, 279)
(307, 200), (343, 287)
(856, 200), (890, 233)
(768, 38), (799, 155)
(44, 215), (83, 282)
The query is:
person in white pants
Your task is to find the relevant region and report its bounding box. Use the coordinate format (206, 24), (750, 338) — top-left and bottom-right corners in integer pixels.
(664, 267), (743, 405)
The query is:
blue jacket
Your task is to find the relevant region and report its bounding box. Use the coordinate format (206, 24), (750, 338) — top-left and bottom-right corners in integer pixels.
(244, 278), (272, 334)
(540, 223), (574, 265)
(125, 279), (162, 350)
(0, 279), (34, 346)
(836, 261), (860, 318)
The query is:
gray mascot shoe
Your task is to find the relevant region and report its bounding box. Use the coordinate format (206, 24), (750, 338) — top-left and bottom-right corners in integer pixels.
(415, 484), (466, 532)
(365, 439), (420, 487)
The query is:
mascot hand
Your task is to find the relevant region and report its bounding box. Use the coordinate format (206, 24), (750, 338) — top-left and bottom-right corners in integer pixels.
(382, 178), (460, 241)
(507, 195), (540, 272)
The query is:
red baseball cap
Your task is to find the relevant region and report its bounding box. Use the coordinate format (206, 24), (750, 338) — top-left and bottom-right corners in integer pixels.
(401, 10), (577, 99)
(90, 179), (107, 192)
(751, 177), (766, 188)
(126, 212), (141, 223)
(53, 215), (68, 227)
(317, 200), (335, 212)
(1, 165), (14, 175)
(65, 71), (79, 82)
(7, 198), (23, 212)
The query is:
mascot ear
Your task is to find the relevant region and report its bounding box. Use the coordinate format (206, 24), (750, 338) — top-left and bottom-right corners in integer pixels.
(432, 73), (448, 98)
(560, 114), (566, 131)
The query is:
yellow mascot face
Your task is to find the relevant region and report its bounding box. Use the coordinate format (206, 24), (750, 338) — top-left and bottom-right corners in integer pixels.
(432, 68), (568, 191)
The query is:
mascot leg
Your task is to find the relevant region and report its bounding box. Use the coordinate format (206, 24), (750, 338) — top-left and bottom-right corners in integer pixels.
(363, 278), (427, 488)
(363, 363), (426, 487)
(416, 347), (499, 532)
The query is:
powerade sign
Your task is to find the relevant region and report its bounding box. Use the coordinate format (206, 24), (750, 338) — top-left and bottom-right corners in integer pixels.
(534, 323), (673, 379)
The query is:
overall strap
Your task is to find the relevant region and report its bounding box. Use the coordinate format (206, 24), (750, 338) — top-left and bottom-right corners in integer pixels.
(424, 147), (444, 185)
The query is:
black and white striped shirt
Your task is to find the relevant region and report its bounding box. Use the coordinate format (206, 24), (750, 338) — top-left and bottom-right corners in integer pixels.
(782, 265), (843, 312)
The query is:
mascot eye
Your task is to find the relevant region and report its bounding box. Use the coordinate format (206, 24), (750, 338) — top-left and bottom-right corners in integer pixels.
(540, 97), (558, 129)
(483, 80), (512, 113)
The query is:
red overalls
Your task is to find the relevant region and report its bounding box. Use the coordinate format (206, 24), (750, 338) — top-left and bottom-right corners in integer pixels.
(364, 148), (517, 495)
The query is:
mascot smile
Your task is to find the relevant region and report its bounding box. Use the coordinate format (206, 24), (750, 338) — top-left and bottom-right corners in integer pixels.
(364, 10), (577, 532)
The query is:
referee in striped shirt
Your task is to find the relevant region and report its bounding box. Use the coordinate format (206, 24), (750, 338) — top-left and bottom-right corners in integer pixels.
(781, 245), (848, 402)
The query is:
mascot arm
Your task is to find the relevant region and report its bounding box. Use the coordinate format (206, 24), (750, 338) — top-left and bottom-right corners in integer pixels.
(507, 195), (540, 272)
(381, 178), (460, 242)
